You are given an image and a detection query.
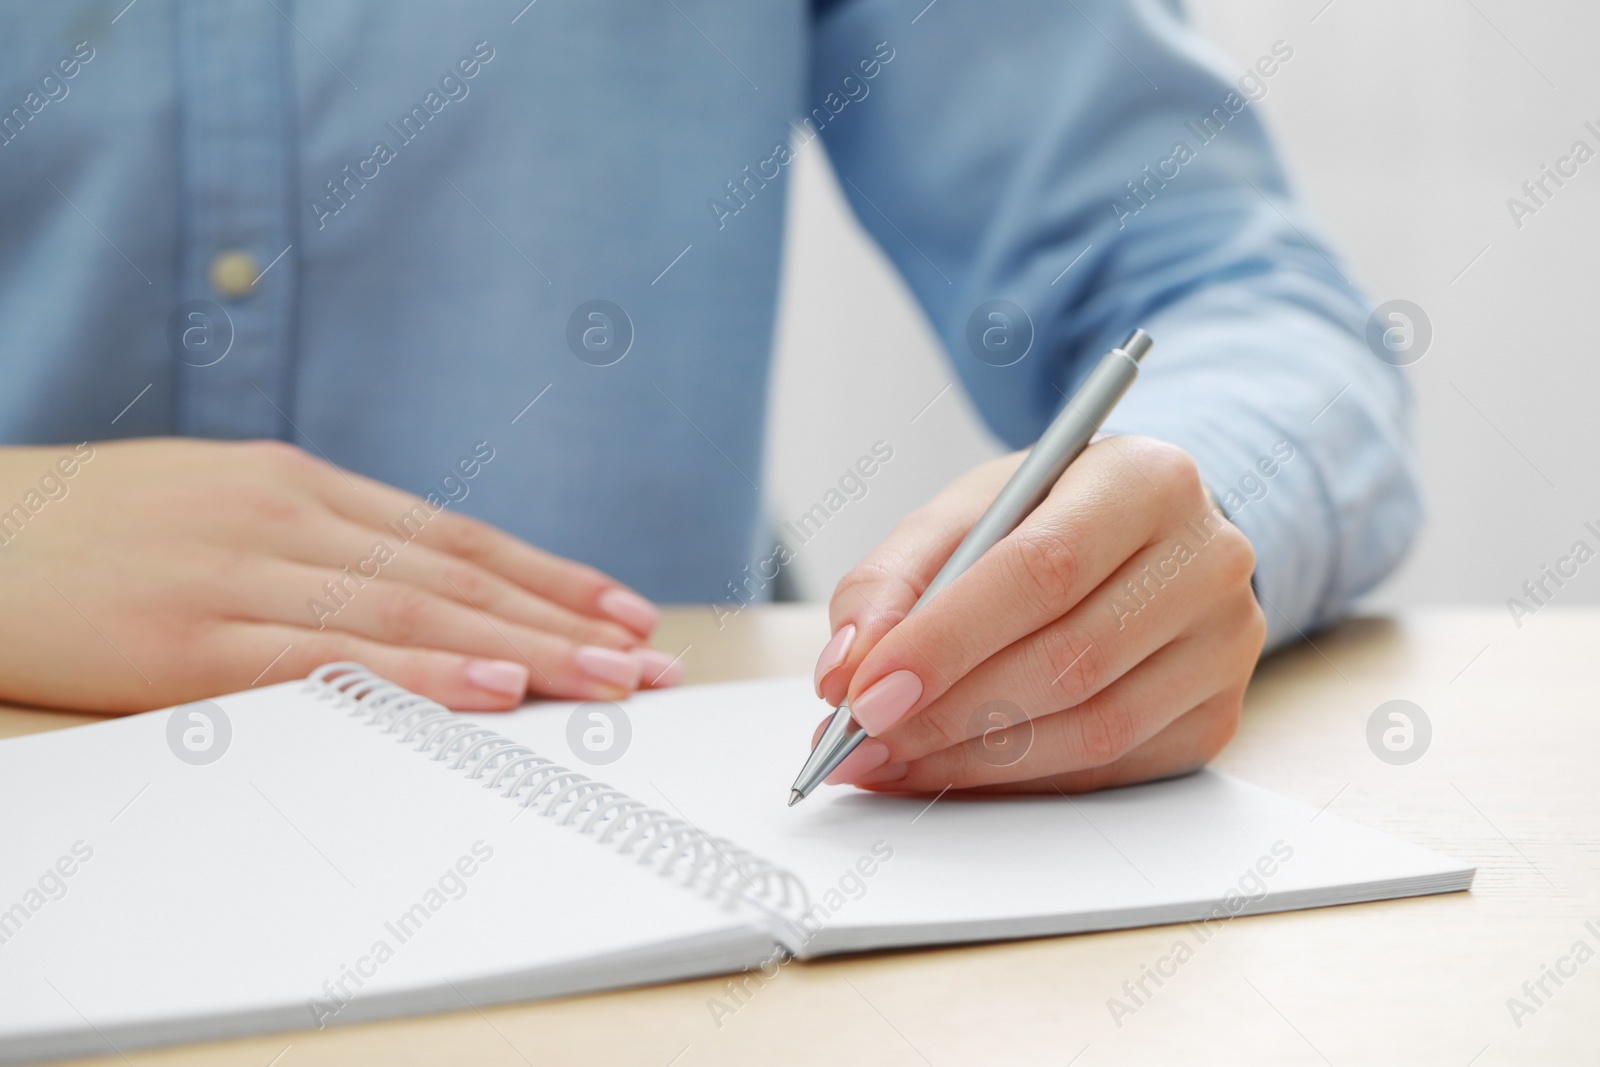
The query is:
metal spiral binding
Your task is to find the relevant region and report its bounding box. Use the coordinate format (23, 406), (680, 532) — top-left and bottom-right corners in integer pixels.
(304, 663), (810, 924)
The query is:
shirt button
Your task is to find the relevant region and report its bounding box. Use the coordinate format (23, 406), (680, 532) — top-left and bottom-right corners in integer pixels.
(209, 250), (260, 298)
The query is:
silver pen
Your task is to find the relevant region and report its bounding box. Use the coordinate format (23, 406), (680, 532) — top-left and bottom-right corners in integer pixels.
(788, 328), (1153, 806)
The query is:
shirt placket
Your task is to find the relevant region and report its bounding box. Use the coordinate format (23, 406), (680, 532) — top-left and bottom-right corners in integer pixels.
(174, 0), (296, 440)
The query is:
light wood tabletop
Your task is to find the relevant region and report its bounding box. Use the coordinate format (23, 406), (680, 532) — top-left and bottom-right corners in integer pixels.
(5, 604), (1596, 1066)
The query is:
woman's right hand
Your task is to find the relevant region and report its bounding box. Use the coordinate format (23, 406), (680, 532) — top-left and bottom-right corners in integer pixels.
(0, 437), (679, 713)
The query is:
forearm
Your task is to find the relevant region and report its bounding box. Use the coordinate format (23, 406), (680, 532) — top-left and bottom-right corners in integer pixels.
(812, 0), (1421, 646)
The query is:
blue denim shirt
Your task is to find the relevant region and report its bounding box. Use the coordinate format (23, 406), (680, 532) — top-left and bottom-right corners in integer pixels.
(0, 0), (1419, 647)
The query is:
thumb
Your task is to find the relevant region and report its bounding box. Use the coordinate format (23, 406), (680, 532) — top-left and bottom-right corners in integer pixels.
(815, 454), (1022, 707)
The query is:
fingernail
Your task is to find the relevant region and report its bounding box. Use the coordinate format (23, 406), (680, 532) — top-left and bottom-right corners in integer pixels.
(824, 738), (890, 785)
(598, 588), (659, 635)
(813, 624), (856, 695)
(575, 645), (642, 689)
(636, 648), (685, 687)
(851, 670), (923, 735)
(854, 762), (910, 787)
(465, 659), (529, 698)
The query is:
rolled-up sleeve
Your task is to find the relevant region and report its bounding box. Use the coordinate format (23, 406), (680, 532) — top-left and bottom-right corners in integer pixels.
(810, 0), (1422, 649)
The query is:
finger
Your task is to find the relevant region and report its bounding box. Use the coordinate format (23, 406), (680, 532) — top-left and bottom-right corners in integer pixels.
(877, 522), (1258, 763)
(249, 559), (644, 701)
(838, 618), (1251, 791)
(843, 438), (1201, 736)
(282, 512), (643, 651)
(816, 457), (1021, 705)
(854, 684), (1243, 794)
(401, 508), (660, 637)
(280, 447), (660, 636)
(224, 622), (534, 712)
(943, 686), (1247, 796)
(636, 647), (687, 689)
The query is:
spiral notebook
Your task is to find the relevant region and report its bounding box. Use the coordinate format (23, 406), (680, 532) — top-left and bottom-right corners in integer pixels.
(0, 665), (1472, 1063)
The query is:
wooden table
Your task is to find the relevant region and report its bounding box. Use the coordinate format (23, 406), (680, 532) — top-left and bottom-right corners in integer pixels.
(5, 605), (1595, 1066)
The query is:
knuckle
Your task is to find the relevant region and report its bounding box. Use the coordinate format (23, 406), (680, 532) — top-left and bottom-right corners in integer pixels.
(1005, 527), (1082, 615)
(1241, 596), (1268, 654)
(224, 481), (311, 529)
(833, 559), (884, 601)
(1195, 696), (1244, 764)
(832, 559), (914, 621)
(377, 585), (433, 643)
(198, 546), (258, 596)
(438, 515), (491, 558)
(951, 454), (1019, 499)
(1073, 698), (1138, 767)
(1197, 591), (1266, 681)
(246, 438), (313, 477)
(1132, 437), (1202, 498)
(242, 437), (297, 461)
(301, 632), (358, 671)
(1212, 525), (1257, 584)
(896, 703), (965, 759)
(1035, 627), (1104, 705)
(441, 563), (495, 608)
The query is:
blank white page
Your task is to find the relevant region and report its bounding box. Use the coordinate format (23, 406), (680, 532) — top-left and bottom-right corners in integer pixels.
(471, 675), (1473, 956)
(0, 683), (771, 1064)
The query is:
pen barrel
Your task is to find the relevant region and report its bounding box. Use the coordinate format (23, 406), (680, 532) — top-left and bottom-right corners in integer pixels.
(911, 346), (1142, 611)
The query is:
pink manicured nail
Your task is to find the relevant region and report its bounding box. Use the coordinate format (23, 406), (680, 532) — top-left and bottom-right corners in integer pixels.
(574, 645), (642, 689)
(636, 648), (685, 688)
(824, 738), (890, 785)
(465, 659), (529, 698)
(853, 762), (910, 787)
(813, 624), (856, 695)
(851, 670), (923, 735)
(598, 588), (659, 634)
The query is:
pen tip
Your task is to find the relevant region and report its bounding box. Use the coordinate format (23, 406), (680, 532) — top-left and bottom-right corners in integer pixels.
(787, 790), (804, 808)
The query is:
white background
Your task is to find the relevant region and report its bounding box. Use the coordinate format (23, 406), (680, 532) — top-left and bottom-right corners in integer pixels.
(764, 0), (1597, 616)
